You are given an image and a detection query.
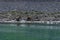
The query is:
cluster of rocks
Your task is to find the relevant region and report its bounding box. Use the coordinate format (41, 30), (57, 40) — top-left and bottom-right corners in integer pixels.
(0, 11), (60, 21)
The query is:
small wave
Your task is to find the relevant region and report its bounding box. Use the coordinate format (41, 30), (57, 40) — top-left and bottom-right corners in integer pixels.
(20, 24), (27, 27)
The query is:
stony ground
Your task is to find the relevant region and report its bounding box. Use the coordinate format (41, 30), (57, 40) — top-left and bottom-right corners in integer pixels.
(0, 11), (60, 21)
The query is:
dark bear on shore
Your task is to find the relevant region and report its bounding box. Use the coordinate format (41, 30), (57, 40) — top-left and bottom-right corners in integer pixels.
(16, 16), (21, 21)
(27, 16), (32, 21)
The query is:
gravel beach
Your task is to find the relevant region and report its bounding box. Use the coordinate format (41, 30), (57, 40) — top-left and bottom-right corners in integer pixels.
(0, 11), (60, 21)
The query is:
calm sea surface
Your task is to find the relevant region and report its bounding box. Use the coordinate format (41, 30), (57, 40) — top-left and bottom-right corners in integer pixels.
(0, 23), (60, 40)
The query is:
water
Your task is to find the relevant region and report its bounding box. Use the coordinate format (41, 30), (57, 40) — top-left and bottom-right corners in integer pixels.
(0, 23), (60, 40)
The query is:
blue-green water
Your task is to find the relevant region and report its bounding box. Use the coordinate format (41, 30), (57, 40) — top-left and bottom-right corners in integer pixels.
(0, 23), (60, 40)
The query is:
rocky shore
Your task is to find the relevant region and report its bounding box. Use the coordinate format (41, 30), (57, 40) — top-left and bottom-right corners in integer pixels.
(0, 11), (60, 21)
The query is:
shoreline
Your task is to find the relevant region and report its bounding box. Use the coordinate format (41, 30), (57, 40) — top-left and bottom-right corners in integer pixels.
(0, 21), (60, 24)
